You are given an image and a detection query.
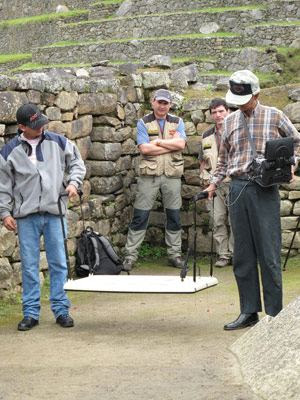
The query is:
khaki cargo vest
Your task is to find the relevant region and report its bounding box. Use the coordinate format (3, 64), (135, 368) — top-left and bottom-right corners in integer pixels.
(138, 113), (184, 178)
(200, 127), (230, 183)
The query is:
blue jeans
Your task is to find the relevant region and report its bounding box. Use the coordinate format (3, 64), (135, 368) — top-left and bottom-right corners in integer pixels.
(17, 213), (70, 319)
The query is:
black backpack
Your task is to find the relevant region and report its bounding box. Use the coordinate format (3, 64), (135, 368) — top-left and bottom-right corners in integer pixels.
(75, 227), (124, 277)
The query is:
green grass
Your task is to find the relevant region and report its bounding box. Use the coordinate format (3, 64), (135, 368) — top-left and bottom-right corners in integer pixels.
(0, 9), (88, 28)
(0, 53), (31, 64)
(44, 32), (239, 48)
(92, 0), (123, 5)
(68, 5), (266, 26)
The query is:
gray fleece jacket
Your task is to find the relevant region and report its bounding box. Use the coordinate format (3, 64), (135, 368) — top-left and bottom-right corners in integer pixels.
(0, 130), (86, 219)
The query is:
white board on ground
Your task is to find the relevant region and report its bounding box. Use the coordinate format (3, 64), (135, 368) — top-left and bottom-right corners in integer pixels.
(64, 275), (218, 294)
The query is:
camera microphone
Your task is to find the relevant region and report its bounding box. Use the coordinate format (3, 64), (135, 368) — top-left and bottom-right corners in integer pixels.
(192, 191), (209, 202)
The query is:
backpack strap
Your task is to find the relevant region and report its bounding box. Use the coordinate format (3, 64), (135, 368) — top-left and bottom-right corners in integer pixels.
(97, 235), (123, 265)
(89, 234), (102, 274)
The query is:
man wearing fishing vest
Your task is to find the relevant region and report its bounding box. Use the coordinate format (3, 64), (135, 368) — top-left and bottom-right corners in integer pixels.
(199, 98), (233, 268)
(123, 89), (186, 271)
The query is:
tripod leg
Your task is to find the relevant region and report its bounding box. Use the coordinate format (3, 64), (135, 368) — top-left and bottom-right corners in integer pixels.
(193, 201), (197, 282)
(282, 215), (300, 271)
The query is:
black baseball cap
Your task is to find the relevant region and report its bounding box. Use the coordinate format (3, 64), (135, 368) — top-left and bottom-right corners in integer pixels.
(16, 103), (49, 130)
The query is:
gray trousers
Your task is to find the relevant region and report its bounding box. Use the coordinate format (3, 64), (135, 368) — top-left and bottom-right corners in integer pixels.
(208, 182), (234, 259)
(125, 175), (182, 261)
(229, 179), (282, 317)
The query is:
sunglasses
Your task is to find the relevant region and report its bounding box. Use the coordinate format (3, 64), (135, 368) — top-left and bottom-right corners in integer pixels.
(229, 81), (253, 96)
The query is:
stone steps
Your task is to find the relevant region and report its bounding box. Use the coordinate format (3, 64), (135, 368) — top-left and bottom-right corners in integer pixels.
(32, 34), (243, 65)
(0, 11), (89, 53)
(88, 2), (122, 19)
(0, 0), (96, 20)
(113, 0), (268, 16)
(61, 2), (300, 43)
(61, 6), (268, 42)
(112, 0), (299, 17)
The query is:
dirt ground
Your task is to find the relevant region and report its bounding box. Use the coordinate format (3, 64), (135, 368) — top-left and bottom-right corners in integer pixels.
(2, 262), (296, 400)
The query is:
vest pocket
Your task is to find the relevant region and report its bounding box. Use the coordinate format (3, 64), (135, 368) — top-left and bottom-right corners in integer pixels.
(139, 158), (158, 176)
(165, 157), (184, 177)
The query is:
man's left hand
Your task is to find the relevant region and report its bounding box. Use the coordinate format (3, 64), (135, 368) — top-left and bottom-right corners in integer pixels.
(65, 184), (78, 200)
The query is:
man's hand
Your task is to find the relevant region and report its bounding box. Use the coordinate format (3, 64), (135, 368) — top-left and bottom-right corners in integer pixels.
(65, 184), (78, 200)
(204, 183), (217, 200)
(3, 216), (17, 231)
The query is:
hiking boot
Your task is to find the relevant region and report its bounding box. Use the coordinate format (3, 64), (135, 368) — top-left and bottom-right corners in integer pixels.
(215, 258), (231, 268)
(56, 314), (74, 328)
(168, 256), (184, 268)
(17, 317), (39, 331)
(123, 258), (135, 272)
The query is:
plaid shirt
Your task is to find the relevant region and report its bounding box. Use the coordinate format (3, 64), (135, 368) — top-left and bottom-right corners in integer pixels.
(211, 102), (300, 185)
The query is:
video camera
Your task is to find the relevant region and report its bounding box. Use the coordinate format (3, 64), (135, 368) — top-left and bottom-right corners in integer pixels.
(249, 137), (295, 187)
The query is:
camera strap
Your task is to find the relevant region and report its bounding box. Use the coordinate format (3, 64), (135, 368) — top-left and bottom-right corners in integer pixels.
(241, 113), (258, 159)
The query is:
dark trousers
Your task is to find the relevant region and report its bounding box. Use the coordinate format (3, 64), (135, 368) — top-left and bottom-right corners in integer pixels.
(229, 179), (282, 317)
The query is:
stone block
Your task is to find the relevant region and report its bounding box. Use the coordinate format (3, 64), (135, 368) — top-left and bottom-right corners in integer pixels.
(0, 227), (17, 258)
(85, 160), (116, 177)
(77, 93), (117, 115)
(90, 175), (123, 195)
(76, 136), (92, 161)
(65, 115), (93, 140)
(54, 91), (78, 111)
(0, 91), (28, 123)
(88, 142), (122, 161)
(231, 297), (300, 400)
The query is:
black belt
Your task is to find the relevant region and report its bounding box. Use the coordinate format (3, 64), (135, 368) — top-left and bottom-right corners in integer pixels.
(231, 174), (251, 181)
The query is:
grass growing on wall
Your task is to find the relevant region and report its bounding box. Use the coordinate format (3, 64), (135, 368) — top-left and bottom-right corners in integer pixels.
(0, 9), (88, 28)
(0, 53), (31, 64)
(92, 0), (123, 5)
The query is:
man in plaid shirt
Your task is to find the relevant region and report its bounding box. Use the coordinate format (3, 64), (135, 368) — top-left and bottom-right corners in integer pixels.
(206, 70), (300, 330)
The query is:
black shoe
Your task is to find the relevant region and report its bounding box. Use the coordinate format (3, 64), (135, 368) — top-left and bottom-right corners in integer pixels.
(17, 317), (39, 331)
(168, 256), (184, 268)
(56, 314), (74, 328)
(224, 313), (259, 331)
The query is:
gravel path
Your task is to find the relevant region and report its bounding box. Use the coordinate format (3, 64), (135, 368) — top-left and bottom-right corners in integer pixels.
(0, 266), (261, 400)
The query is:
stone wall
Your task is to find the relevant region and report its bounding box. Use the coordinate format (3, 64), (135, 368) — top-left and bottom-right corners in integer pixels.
(64, 4), (300, 42)
(0, 0), (95, 20)
(116, 0), (300, 17)
(0, 67), (299, 297)
(0, 14), (88, 54)
(32, 36), (244, 65)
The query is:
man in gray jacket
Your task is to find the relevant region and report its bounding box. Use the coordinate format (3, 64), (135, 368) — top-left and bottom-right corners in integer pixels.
(0, 103), (86, 331)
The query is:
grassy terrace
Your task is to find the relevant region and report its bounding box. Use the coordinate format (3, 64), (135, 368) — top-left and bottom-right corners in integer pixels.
(67, 4), (266, 26)
(92, 0), (123, 5)
(0, 9), (88, 28)
(43, 32), (239, 48)
(0, 53), (31, 64)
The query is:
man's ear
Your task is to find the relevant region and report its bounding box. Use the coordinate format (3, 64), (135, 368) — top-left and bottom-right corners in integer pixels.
(18, 124), (26, 132)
